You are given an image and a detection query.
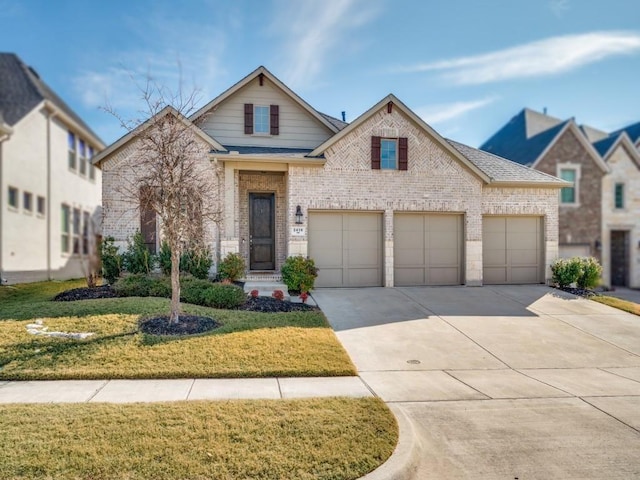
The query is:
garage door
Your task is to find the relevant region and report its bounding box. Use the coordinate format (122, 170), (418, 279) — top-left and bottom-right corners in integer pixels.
(394, 213), (463, 286)
(308, 212), (383, 287)
(483, 216), (543, 284)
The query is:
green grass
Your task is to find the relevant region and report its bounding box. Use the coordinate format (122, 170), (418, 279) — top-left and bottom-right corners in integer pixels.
(591, 294), (640, 316)
(0, 280), (356, 380)
(0, 398), (398, 480)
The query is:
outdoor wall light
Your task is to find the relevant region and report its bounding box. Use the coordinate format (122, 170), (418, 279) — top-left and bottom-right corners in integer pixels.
(295, 205), (303, 224)
(594, 239), (601, 250)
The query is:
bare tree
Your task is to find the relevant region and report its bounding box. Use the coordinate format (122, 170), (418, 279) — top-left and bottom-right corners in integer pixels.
(105, 79), (222, 323)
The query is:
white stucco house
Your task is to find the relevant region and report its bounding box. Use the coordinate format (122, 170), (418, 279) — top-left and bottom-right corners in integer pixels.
(94, 66), (567, 287)
(0, 53), (104, 284)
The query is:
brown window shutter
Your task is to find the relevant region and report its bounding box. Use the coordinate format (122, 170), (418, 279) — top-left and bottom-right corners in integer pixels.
(244, 103), (253, 134)
(371, 136), (381, 169)
(139, 189), (157, 254)
(398, 137), (408, 170)
(270, 105), (279, 135)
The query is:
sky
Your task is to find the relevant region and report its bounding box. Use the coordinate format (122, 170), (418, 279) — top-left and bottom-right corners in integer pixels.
(2, 0), (639, 147)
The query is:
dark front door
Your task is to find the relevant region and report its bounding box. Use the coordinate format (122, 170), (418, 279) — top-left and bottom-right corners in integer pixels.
(611, 230), (629, 287)
(249, 193), (275, 270)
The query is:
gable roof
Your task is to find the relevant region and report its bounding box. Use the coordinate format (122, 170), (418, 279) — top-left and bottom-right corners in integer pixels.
(447, 140), (569, 187)
(480, 109), (566, 167)
(481, 108), (608, 173)
(0, 53), (103, 147)
(309, 94), (491, 183)
(593, 131), (640, 169)
(190, 66), (344, 133)
(610, 121), (640, 145)
(92, 106), (225, 167)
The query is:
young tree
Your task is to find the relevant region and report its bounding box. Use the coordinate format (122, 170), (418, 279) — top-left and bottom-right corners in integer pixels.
(105, 80), (222, 323)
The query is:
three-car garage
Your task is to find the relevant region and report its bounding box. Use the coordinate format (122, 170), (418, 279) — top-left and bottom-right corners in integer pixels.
(308, 211), (544, 287)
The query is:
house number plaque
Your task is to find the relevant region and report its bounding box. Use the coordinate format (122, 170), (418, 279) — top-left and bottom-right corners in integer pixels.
(291, 227), (306, 236)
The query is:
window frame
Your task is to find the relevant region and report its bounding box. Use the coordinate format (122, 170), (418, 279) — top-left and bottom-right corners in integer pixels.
(37, 195), (46, 217)
(557, 164), (580, 206)
(380, 138), (398, 170)
(253, 105), (270, 135)
(72, 207), (81, 255)
(614, 183), (625, 209)
(89, 146), (96, 181)
(8, 186), (19, 210)
(68, 131), (77, 171)
(61, 204), (71, 253)
(23, 191), (33, 214)
(79, 139), (87, 176)
(82, 211), (91, 255)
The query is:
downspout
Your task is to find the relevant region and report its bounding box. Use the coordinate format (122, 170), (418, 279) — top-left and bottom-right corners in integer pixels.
(46, 111), (56, 280)
(0, 127), (11, 284)
(0, 138), (4, 283)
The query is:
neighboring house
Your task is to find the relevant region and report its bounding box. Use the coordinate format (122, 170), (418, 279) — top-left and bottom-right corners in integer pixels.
(0, 53), (104, 284)
(481, 109), (640, 288)
(95, 67), (567, 287)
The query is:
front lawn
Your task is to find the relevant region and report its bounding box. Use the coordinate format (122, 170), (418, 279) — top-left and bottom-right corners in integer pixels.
(591, 294), (640, 316)
(0, 280), (355, 380)
(0, 398), (398, 480)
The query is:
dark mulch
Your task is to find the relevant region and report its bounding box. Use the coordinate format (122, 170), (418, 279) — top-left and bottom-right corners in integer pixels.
(237, 296), (318, 313)
(52, 285), (318, 313)
(139, 315), (219, 336)
(53, 285), (117, 302)
(555, 286), (598, 298)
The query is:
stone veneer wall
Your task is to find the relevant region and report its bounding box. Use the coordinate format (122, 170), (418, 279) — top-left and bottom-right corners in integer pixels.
(601, 144), (640, 288)
(535, 129), (605, 259)
(287, 107), (560, 286)
(238, 172), (287, 272)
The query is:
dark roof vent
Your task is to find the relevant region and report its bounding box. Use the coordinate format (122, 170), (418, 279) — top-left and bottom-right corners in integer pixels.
(341, 111), (346, 122)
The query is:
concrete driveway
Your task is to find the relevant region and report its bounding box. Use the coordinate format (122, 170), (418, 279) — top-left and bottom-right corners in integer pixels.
(313, 285), (640, 479)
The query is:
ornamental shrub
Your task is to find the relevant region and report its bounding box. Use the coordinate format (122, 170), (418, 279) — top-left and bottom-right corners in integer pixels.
(199, 283), (246, 309)
(113, 274), (155, 297)
(122, 231), (155, 274)
(576, 257), (602, 289)
(550, 258), (581, 288)
(281, 256), (318, 293)
(181, 248), (213, 279)
(100, 236), (122, 284)
(218, 252), (245, 282)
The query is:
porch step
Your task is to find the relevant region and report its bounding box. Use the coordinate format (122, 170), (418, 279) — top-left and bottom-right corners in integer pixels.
(243, 273), (283, 282)
(243, 281), (290, 301)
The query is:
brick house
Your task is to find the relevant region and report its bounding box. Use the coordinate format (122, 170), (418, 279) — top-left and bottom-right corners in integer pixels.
(0, 53), (104, 284)
(481, 109), (640, 288)
(94, 67), (567, 287)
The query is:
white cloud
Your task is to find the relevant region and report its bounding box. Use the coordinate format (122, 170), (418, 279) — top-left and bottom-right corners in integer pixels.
(416, 97), (498, 125)
(270, 0), (380, 88)
(549, 0), (570, 17)
(73, 10), (227, 120)
(399, 31), (640, 85)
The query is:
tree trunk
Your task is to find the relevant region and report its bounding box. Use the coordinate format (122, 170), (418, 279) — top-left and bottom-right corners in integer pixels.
(170, 245), (181, 324)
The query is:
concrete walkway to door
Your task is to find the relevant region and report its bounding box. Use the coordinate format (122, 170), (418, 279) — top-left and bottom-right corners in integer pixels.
(313, 285), (640, 479)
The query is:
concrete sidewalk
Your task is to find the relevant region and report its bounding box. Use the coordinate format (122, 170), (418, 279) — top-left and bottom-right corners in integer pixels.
(0, 376), (372, 403)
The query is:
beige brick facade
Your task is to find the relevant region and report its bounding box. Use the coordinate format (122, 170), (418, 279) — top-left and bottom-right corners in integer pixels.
(601, 143), (640, 288)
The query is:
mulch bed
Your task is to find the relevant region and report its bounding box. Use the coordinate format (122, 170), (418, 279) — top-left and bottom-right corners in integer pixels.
(52, 285), (318, 313)
(557, 286), (598, 298)
(53, 285), (117, 301)
(139, 315), (219, 336)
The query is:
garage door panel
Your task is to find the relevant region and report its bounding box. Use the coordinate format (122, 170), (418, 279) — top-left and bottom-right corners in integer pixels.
(483, 216), (543, 284)
(394, 213), (463, 286)
(429, 248), (459, 266)
(309, 212), (382, 287)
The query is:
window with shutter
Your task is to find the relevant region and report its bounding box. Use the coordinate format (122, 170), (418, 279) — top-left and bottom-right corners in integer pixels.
(270, 105), (279, 135)
(244, 103), (253, 134)
(139, 187), (157, 254)
(372, 137), (408, 170)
